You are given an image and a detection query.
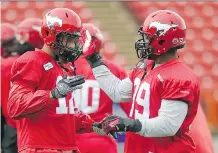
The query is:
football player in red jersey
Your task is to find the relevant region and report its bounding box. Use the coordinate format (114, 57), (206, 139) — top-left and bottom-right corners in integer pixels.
(75, 23), (131, 153)
(81, 10), (200, 153)
(7, 8), (102, 153)
(1, 23), (18, 153)
(1, 18), (44, 153)
(1, 23), (19, 127)
(1, 23), (23, 153)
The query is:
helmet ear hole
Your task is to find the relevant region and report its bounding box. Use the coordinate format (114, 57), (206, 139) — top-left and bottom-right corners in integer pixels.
(158, 40), (165, 45)
(45, 30), (49, 36)
(91, 36), (95, 40)
(66, 13), (68, 18)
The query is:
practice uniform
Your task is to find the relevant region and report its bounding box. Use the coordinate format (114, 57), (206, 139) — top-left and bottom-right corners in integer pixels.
(8, 50), (90, 153)
(1, 56), (19, 153)
(124, 59), (200, 153)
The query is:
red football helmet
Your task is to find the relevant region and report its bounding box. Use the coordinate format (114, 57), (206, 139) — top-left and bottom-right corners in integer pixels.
(135, 10), (186, 59)
(1, 23), (21, 57)
(1, 23), (16, 44)
(83, 23), (104, 52)
(41, 8), (82, 62)
(16, 18), (44, 49)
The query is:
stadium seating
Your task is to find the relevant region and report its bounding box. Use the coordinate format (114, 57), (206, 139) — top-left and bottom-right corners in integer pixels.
(1, 1), (127, 66)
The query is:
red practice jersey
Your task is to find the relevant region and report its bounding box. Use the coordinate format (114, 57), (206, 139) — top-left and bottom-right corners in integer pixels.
(125, 58), (200, 153)
(74, 57), (131, 153)
(1, 56), (19, 127)
(8, 50), (82, 152)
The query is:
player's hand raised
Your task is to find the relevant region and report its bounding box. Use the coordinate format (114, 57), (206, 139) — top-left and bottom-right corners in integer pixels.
(80, 28), (96, 57)
(80, 28), (104, 68)
(51, 75), (85, 99)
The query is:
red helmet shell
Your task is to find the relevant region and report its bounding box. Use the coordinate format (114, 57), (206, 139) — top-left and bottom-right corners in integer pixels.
(142, 10), (186, 55)
(83, 23), (104, 52)
(1, 23), (17, 44)
(41, 8), (82, 47)
(17, 18), (44, 49)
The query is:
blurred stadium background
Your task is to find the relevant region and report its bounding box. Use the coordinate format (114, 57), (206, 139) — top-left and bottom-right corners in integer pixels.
(1, 1), (218, 152)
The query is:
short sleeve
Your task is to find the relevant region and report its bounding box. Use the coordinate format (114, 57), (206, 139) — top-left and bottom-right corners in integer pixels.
(11, 56), (43, 89)
(161, 78), (200, 104)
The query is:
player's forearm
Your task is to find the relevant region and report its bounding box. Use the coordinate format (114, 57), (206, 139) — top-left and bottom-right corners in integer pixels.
(92, 65), (132, 102)
(137, 100), (188, 137)
(8, 84), (51, 119)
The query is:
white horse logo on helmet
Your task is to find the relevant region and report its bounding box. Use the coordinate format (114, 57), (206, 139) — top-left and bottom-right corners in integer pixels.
(149, 21), (178, 36)
(46, 15), (63, 29)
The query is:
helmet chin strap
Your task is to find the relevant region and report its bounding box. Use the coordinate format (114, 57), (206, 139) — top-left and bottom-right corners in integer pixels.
(141, 59), (147, 81)
(71, 62), (77, 76)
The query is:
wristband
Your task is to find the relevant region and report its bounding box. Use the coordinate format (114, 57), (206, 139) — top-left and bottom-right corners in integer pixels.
(85, 53), (105, 68)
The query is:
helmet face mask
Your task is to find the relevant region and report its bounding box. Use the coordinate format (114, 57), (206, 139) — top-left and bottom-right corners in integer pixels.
(51, 31), (82, 62)
(135, 26), (154, 59)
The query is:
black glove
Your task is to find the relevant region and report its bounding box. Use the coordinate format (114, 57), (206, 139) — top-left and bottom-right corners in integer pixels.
(92, 122), (117, 139)
(85, 52), (105, 68)
(51, 75), (85, 99)
(101, 115), (142, 135)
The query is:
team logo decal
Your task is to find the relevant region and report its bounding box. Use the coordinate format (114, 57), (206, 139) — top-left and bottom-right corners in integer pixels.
(149, 21), (178, 36)
(43, 62), (54, 71)
(172, 38), (184, 44)
(46, 15), (63, 29)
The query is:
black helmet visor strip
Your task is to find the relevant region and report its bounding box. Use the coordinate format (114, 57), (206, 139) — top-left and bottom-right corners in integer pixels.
(135, 26), (157, 59)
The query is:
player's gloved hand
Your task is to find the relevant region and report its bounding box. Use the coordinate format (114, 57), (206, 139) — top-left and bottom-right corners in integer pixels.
(100, 115), (142, 134)
(51, 75), (85, 99)
(74, 108), (116, 138)
(80, 28), (104, 68)
(92, 122), (117, 139)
